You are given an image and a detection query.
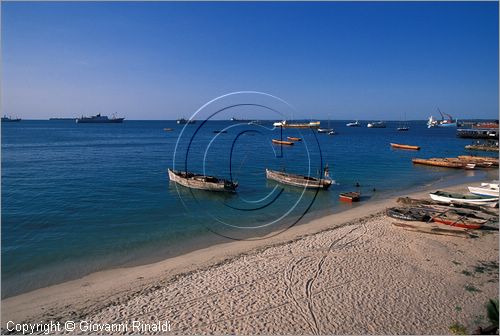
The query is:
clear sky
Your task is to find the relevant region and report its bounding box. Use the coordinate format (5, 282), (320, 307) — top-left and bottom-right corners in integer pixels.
(2, 1), (498, 120)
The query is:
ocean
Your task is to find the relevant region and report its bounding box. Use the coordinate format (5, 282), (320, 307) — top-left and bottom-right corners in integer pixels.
(1, 119), (495, 298)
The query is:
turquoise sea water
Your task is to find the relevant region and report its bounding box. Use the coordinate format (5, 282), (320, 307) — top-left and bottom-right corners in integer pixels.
(1, 120), (496, 297)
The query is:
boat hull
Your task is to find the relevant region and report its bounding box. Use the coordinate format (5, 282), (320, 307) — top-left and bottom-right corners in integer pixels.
(168, 169), (237, 192)
(76, 118), (124, 123)
(391, 143), (420, 150)
(431, 217), (483, 230)
(468, 186), (499, 197)
(339, 192), (360, 202)
(266, 169), (332, 189)
(272, 139), (294, 146)
(429, 191), (498, 206)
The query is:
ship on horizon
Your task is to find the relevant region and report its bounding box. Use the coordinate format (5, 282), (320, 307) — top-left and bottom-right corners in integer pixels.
(76, 113), (124, 124)
(2, 115), (21, 122)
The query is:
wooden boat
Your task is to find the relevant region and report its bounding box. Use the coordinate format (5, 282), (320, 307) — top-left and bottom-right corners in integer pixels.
(412, 158), (466, 168)
(272, 139), (294, 146)
(429, 191), (498, 206)
(465, 140), (499, 152)
(287, 136), (302, 141)
(339, 191), (360, 202)
(386, 207), (429, 221)
(390, 143), (420, 150)
(266, 168), (332, 189)
(396, 196), (499, 217)
(431, 212), (486, 230)
(457, 155), (499, 166)
(167, 168), (238, 192)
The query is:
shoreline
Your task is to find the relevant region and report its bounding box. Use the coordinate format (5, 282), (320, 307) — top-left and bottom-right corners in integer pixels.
(2, 172), (498, 329)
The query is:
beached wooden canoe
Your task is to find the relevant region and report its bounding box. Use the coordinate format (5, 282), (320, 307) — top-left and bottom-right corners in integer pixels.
(412, 158), (466, 168)
(266, 168), (332, 189)
(390, 143), (420, 150)
(287, 136), (302, 141)
(397, 196), (499, 217)
(168, 168), (238, 192)
(429, 191), (498, 206)
(339, 191), (360, 202)
(386, 207), (429, 221)
(431, 212), (486, 230)
(272, 139), (294, 146)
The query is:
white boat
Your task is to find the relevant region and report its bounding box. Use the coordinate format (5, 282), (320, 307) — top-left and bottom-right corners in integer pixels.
(318, 128), (333, 133)
(429, 191), (498, 206)
(346, 120), (360, 127)
(273, 120), (321, 128)
(468, 183), (499, 197)
(328, 130), (336, 135)
(427, 109), (456, 128)
(367, 121), (386, 128)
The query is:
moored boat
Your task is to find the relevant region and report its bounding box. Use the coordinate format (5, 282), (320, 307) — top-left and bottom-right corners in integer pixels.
(390, 143), (420, 150)
(272, 139), (294, 146)
(457, 155), (499, 166)
(317, 128), (333, 133)
(367, 121), (386, 128)
(273, 120), (321, 128)
(429, 191), (498, 206)
(412, 158), (466, 168)
(76, 113), (124, 123)
(339, 191), (360, 202)
(287, 136), (302, 141)
(346, 120), (360, 127)
(177, 118), (196, 124)
(1, 115), (21, 122)
(397, 127), (409, 131)
(168, 168), (237, 192)
(163, 128), (173, 131)
(266, 167), (333, 189)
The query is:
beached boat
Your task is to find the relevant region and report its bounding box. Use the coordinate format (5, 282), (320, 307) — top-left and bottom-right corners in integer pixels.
(431, 212), (486, 230)
(346, 120), (360, 127)
(468, 183), (499, 197)
(397, 196), (499, 217)
(412, 158), (466, 168)
(76, 113), (124, 123)
(390, 143), (420, 150)
(429, 191), (498, 206)
(367, 121), (386, 128)
(273, 120), (321, 129)
(339, 191), (360, 202)
(266, 168), (332, 189)
(272, 139), (294, 146)
(287, 136), (302, 141)
(168, 168), (238, 192)
(386, 207), (429, 221)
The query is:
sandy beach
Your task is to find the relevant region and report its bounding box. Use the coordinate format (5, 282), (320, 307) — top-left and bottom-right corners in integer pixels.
(2, 179), (498, 334)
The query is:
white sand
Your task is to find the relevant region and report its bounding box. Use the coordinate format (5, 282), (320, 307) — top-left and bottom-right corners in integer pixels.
(2, 182), (498, 334)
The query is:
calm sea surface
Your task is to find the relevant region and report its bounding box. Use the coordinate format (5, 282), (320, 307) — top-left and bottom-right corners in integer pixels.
(1, 120), (495, 297)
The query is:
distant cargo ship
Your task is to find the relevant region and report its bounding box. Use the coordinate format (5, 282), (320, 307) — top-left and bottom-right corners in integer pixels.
(76, 113), (124, 124)
(177, 118), (196, 124)
(2, 115), (21, 122)
(273, 120), (321, 128)
(49, 118), (76, 121)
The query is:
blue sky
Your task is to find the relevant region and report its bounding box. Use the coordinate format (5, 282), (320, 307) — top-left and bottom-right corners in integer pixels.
(2, 1), (498, 120)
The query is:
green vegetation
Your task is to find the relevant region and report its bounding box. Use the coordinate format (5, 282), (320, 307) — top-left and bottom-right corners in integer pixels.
(449, 323), (467, 335)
